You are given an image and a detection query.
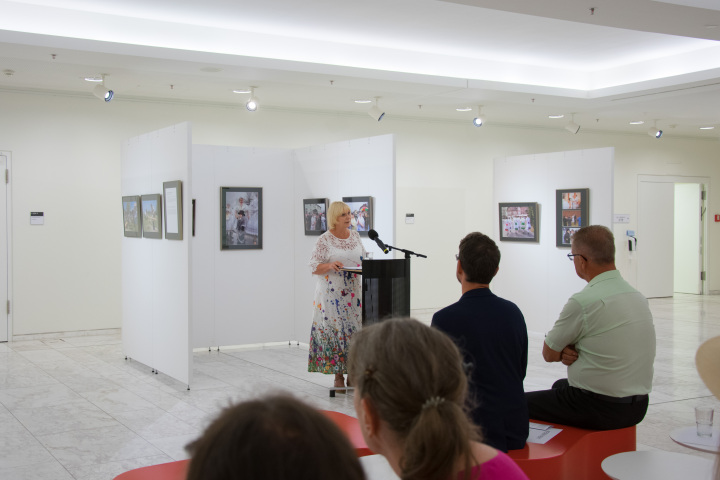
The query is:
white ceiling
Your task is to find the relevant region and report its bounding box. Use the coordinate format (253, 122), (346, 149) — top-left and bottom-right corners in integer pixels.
(2, 0), (720, 137)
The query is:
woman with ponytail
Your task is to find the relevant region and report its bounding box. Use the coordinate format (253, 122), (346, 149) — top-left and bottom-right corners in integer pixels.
(349, 318), (528, 480)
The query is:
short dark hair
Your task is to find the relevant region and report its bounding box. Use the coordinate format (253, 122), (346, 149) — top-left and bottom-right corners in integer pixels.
(458, 232), (500, 284)
(571, 225), (615, 264)
(186, 395), (365, 480)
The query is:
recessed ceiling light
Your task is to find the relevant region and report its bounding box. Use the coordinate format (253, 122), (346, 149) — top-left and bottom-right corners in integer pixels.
(456, 107), (472, 112)
(233, 89), (251, 94)
(200, 67), (223, 73)
(700, 126), (715, 130)
(84, 76), (103, 82)
(548, 114), (564, 119)
(706, 24), (718, 29)
(629, 120), (645, 125)
(354, 99), (372, 104)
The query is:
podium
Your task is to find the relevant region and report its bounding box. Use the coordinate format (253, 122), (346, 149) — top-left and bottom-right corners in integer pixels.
(361, 258), (410, 325)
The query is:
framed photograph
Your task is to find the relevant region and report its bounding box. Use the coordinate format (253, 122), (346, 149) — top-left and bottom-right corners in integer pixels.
(222, 187), (262, 250)
(141, 194), (162, 239)
(303, 198), (329, 236)
(163, 180), (183, 240)
(342, 196), (373, 236)
(122, 195), (142, 238)
(499, 202), (539, 242)
(556, 189), (589, 247)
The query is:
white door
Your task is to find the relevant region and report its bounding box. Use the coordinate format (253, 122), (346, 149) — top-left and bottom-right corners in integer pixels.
(637, 181), (675, 298)
(0, 154), (7, 342)
(674, 183), (703, 294)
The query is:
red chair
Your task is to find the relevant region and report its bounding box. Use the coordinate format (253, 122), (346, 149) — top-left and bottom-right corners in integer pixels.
(113, 410), (372, 479)
(507, 421), (636, 480)
(320, 410), (374, 457)
(113, 459), (188, 480)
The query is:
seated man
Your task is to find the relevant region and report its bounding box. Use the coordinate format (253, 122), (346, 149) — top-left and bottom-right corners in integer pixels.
(525, 225), (656, 430)
(432, 232), (529, 451)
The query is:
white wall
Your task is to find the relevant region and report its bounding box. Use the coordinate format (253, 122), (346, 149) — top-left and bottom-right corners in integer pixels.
(292, 135), (395, 342)
(492, 148), (614, 333)
(121, 123), (191, 385)
(2, 89), (720, 336)
(191, 145), (295, 347)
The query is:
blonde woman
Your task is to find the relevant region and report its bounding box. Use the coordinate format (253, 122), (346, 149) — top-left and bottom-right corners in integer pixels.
(308, 201), (366, 389)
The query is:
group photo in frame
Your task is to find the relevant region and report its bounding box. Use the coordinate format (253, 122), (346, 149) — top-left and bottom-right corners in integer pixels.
(122, 195), (142, 238)
(221, 187), (262, 250)
(499, 202), (539, 242)
(141, 194), (162, 239)
(556, 188), (589, 247)
(163, 180), (183, 240)
(342, 196), (373, 236)
(303, 198), (329, 235)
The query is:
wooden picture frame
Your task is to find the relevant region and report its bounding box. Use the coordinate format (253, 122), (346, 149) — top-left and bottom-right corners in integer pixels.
(499, 202), (539, 242)
(342, 196), (373, 236)
(122, 195), (142, 238)
(221, 187), (262, 250)
(303, 198), (329, 235)
(163, 180), (183, 240)
(141, 194), (162, 239)
(556, 189), (589, 247)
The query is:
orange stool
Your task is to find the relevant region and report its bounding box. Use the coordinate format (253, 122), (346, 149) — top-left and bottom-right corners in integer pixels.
(113, 459), (188, 480)
(320, 410), (374, 457)
(507, 421), (636, 480)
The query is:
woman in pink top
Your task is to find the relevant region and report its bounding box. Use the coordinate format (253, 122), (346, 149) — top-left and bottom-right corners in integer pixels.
(349, 318), (529, 480)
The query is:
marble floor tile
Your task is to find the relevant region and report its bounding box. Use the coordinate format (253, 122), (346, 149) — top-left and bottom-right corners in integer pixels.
(0, 294), (719, 478)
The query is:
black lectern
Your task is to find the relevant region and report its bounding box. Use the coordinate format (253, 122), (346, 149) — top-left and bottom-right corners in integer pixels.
(361, 258), (411, 325)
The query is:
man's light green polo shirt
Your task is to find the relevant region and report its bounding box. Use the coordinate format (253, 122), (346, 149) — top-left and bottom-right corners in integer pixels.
(545, 270), (656, 397)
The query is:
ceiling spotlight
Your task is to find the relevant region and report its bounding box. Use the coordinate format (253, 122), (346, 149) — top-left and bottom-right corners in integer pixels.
(648, 127), (663, 138)
(246, 87), (259, 112)
(565, 114), (580, 134)
(472, 105), (485, 127)
(92, 74), (113, 102)
(368, 97), (385, 122)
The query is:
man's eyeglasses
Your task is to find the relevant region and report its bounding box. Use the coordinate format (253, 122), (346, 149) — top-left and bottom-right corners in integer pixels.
(455, 254), (459, 261)
(567, 253), (587, 262)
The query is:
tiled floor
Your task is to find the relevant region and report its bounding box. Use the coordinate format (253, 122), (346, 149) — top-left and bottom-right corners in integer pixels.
(1, 294), (719, 479)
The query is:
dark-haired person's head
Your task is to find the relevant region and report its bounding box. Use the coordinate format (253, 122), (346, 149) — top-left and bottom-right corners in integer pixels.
(186, 395), (365, 480)
(458, 232), (500, 284)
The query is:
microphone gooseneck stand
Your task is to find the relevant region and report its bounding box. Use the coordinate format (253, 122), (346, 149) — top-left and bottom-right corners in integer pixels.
(383, 244), (427, 260)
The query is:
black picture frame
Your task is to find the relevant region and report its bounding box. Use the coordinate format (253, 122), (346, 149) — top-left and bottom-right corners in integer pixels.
(342, 196), (373, 237)
(221, 187), (262, 250)
(556, 188), (589, 247)
(122, 195), (142, 238)
(303, 198), (329, 236)
(499, 202), (539, 242)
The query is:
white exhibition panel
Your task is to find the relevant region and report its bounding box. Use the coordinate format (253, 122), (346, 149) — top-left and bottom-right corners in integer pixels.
(191, 145), (295, 347)
(121, 122), (191, 386)
(492, 147), (614, 334)
(292, 135), (395, 343)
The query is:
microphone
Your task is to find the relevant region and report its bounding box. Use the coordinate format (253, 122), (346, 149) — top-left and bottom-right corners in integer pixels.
(368, 229), (390, 254)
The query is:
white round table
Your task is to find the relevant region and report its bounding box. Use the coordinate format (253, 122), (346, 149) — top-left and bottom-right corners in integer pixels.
(601, 451), (715, 480)
(670, 426), (720, 453)
(360, 454), (400, 480)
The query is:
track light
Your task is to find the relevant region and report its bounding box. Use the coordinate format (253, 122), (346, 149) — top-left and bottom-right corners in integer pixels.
(565, 114), (580, 134)
(473, 106), (485, 127)
(92, 74), (113, 102)
(368, 97), (385, 121)
(648, 127), (663, 138)
(246, 87), (258, 112)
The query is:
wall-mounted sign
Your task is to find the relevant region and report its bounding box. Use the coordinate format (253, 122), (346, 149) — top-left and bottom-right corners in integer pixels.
(30, 212), (44, 225)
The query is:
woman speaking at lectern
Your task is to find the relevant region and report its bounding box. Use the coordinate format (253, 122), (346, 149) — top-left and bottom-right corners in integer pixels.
(308, 201), (366, 390)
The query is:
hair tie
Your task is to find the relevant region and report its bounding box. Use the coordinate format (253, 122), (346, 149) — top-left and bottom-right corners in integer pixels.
(421, 396), (445, 410)
(364, 368), (375, 381)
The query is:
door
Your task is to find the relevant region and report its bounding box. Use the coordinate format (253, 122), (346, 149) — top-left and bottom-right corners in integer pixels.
(674, 183), (703, 294)
(637, 181), (674, 298)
